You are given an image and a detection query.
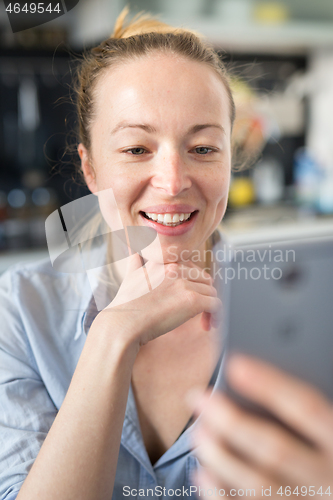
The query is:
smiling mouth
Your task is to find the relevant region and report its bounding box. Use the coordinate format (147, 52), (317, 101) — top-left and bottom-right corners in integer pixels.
(140, 210), (198, 227)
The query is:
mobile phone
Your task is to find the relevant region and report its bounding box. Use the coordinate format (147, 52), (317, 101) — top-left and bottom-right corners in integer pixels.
(216, 233), (333, 420)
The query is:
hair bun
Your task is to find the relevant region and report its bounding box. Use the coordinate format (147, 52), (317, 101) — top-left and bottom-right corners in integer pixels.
(111, 6), (200, 39)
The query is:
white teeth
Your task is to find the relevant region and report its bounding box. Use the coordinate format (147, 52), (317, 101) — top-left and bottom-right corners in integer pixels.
(143, 212), (194, 226)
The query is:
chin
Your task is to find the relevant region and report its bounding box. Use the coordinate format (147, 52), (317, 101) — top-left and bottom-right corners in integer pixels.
(160, 240), (203, 265)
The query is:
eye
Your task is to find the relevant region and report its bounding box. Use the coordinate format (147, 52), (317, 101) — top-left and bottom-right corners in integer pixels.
(124, 147), (148, 155)
(193, 146), (215, 155)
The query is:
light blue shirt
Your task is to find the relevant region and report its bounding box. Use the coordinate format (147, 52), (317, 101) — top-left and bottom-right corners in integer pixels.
(0, 230), (225, 500)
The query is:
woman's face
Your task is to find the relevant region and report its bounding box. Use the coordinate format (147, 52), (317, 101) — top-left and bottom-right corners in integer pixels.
(79, 52), (232, 264)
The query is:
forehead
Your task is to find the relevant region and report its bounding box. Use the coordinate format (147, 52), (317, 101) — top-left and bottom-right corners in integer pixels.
(92, 52), (231, 134)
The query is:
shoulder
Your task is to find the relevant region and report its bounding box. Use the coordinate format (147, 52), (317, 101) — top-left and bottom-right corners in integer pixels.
(1, 255), (60, 286)
(0, 257), (51, 301)
(1, 255), (81, 290)
(0, 257), (90, 373)
(0, 257), (90, 321)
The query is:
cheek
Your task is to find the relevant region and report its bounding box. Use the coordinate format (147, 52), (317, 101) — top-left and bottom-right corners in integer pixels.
(95, 165), (136, 203)
(206, 169), (230, 203)
(205, 169), (230, 225)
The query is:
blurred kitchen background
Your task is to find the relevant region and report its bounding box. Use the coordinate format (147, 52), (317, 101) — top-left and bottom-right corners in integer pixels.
(1, 0), (333, 272)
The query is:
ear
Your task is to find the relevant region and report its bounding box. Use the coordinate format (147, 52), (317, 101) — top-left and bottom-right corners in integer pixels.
(78, 143), (98, 193)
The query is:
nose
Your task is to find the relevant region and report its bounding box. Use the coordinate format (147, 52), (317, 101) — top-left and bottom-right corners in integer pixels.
(151, 150), (192, 196)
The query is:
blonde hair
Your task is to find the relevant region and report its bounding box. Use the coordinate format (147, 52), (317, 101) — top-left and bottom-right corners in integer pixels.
(75, 6), (235, 155)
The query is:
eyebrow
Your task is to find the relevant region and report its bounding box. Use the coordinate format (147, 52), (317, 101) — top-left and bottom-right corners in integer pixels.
(111, 122), (225, 136)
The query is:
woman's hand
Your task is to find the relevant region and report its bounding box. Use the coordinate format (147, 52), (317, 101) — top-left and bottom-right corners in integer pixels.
(187, 355), (333, 499)
(95, 252), (222, 348)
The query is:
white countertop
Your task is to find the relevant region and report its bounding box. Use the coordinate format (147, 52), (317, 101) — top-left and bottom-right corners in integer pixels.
(221, 209), (333, 246)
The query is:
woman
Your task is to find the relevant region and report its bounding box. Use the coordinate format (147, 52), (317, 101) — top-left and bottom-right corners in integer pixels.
(0, 8), (332, 500)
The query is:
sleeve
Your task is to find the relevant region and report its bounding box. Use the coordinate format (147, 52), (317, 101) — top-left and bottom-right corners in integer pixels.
(0, 268), (58, 500)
